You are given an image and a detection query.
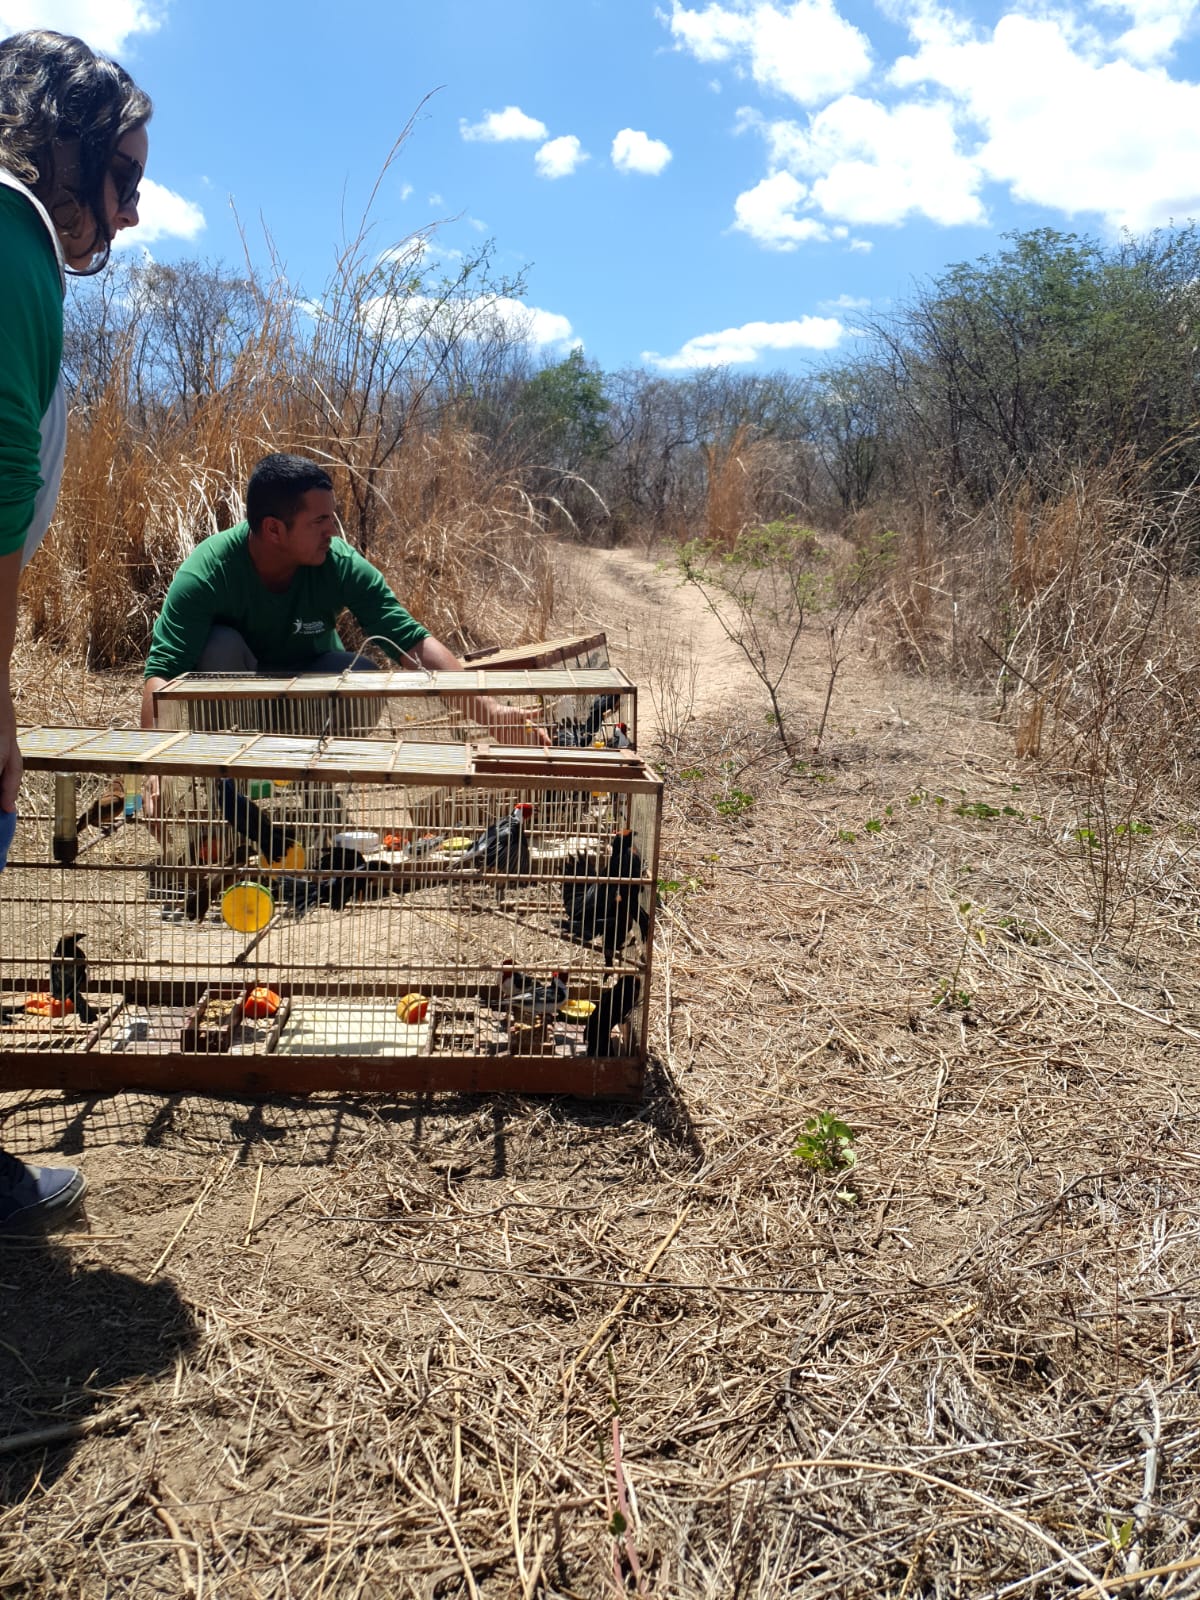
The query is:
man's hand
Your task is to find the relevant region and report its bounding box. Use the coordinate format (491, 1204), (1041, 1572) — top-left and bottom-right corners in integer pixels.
(484, 701), (551, 748)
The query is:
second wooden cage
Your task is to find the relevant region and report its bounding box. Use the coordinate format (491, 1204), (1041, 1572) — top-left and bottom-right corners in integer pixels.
(153, 668), (638, 749)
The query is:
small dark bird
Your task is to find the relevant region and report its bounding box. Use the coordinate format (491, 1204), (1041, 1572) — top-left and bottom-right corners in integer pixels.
(561, 829), (647, 962)
(506, 968), (569, 1019)
(219, 778), (299, 867)
(76, 776), (126, 835)
(50, 932), (96, 1023)
(553, 694), (619, 748)
(456, 803), (533, 897)
(584, 976), (642, 1056)
(313, 846), (398, 910)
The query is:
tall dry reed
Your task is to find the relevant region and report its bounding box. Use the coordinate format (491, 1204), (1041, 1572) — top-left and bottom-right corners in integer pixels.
(21, 182), (555, 672)
(876, 469), (1200, 936)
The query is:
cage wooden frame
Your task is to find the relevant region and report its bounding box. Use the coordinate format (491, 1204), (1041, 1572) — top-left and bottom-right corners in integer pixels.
(0, 729), (661, 1100)
(152, 666), (638, 748)
(462, 631), (609, 670)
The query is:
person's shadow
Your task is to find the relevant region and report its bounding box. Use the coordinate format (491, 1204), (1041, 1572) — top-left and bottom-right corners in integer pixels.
(0, 1235), (197, 1504)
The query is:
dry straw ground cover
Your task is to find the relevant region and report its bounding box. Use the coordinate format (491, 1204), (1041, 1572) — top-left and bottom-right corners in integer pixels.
(4, 548), (1200, 1597)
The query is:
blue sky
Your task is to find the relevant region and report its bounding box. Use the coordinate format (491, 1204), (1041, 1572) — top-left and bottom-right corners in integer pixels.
(5, 0), (1200, 374)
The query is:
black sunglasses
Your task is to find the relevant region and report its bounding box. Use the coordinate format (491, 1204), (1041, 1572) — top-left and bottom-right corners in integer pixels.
(109, 150), (143, 209)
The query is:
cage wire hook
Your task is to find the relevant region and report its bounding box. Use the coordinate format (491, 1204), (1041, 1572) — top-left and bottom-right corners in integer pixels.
(313, 636), (433, 752)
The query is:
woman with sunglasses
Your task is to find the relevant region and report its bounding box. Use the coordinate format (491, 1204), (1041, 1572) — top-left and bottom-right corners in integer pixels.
(0, 29), (151, 1232)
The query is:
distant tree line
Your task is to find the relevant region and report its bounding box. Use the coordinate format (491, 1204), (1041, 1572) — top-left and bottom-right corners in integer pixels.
(62, 224), (1200, 547)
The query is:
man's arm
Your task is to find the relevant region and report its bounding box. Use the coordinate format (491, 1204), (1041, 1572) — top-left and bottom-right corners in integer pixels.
(409, 636), (548, 745)
(340, 552), (547, 744)
(141, 675), (166, 730)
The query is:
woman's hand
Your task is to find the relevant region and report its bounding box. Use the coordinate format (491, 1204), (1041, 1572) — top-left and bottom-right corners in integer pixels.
(0, 680), (22, 813)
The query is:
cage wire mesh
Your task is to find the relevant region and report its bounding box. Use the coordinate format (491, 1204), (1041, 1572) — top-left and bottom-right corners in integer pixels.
(152, 668), (637, 750)
(0, 729), (658, 1095)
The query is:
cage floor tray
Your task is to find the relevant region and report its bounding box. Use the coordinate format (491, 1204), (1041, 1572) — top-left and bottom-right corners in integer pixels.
(273, 1000), (436, 1057)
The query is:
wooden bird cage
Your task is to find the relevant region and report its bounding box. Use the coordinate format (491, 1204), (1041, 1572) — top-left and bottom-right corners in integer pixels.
(0, 728), (660, 1098)
(152, 667), (638, 748)
(463, 631), (609, 671)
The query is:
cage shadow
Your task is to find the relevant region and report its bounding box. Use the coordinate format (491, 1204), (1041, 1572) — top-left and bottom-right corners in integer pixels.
(0, 1054), (694, 1171)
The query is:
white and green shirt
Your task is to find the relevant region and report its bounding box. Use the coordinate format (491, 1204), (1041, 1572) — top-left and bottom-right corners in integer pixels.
(0, 170), (67, 568)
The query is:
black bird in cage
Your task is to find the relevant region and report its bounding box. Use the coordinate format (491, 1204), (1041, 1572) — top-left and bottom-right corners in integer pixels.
(553, 693), (619, 748)
(561, 829), (647, 962)
(455, 802), (533, 896)
(50, 933), (97, 1024)
(506, 968), (569, 1019)
(219, 779), (301, 867)
(584, 976), (642, 1056)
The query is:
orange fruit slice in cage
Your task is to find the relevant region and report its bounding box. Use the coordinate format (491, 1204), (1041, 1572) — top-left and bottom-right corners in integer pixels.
(260, 842), (306, 871)
(222, 881), (275, 933)
(243, 986), (282, 1019)
(395, 993), (430, 1024)
(23, 993), (72, 1017)
(559, 999), (596, 1020)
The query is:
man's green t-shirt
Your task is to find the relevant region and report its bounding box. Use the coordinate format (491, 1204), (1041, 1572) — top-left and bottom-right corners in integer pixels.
(144, 523), (429, 679)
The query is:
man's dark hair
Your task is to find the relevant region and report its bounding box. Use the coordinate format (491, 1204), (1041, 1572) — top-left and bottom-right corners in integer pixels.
(0, 29), (152, 275)
(246, 454), (335, 533)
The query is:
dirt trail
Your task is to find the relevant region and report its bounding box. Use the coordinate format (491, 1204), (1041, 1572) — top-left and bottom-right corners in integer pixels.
(558, 543), (766, 736)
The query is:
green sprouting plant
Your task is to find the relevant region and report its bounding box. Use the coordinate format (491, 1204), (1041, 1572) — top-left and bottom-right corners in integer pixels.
(835, 828), (858, 844)
(679, 767), (705, 782)
(715, 787), (755, 819)
(1103, 1514), (1134, 1553)
(657, 875), (701, 898)
(933, 979), (974, 1012)
(864, 818), (883, 834)
(793, 1113), (857, 1173)
(934, 900), (987, 1012)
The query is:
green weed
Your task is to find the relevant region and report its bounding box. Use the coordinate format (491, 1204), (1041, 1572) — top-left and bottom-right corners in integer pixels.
(793, 1113), (857, 1174)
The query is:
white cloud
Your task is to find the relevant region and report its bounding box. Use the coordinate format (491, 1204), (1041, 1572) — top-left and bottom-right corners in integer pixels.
(611, 128), (673, 175)
(848, 237), (873, 252)
(1095, 0), (1200, 62)
(822, 292), (870, 308)
(756, 95), (985, 226)
(892, 9), (1200, 230)
(0, 0), (161, 55)
(113, 178), (205, 248)
(363, 291), (576, 351)
(460, 105), (548, 142)
(535, 135), (588, 179)
(645, 315), (844, 368)
(668, 0), (871, 106)
(398, 182), (414, 201)
(732, 171), (831, 248)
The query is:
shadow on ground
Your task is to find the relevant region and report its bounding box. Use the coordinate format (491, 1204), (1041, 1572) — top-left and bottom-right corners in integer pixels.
(0, 1234), (197, 1505)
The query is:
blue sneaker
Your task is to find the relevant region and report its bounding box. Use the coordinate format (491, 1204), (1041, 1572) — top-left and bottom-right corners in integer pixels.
(0, 1149), (87, 1233)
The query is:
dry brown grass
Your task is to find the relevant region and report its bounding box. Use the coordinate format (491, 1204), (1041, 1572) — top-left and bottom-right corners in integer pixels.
(873, 474), (1200, 941)
(20, 242), (555, 676)
(5, 561), (1200, 1596)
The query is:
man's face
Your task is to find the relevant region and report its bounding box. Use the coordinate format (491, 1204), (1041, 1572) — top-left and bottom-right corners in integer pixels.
(280, 489), (338, 566)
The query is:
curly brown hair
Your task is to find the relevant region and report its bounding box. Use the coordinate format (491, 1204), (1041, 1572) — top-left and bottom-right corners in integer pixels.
(0, 28), (152, 274)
